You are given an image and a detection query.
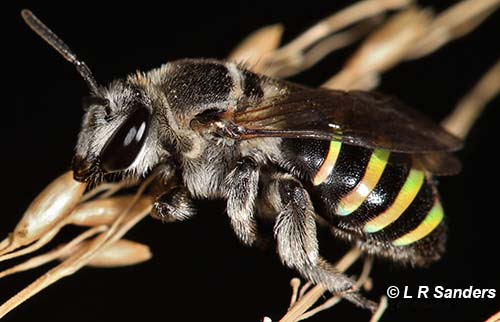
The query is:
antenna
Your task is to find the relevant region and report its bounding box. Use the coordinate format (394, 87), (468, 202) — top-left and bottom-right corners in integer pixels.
(21, 9), (99, 94)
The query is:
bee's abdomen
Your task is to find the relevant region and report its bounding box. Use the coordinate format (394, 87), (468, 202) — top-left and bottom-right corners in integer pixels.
(281, 139), (446, 266)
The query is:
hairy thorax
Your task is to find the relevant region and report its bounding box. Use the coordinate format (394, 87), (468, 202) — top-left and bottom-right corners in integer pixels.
(180, 137), (237, 199)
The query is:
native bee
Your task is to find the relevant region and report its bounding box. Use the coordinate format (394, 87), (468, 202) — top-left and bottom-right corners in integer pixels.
(22, 10), (464, 311)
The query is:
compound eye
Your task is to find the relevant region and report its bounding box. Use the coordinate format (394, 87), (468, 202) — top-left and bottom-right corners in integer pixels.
(100, 103), (150, 172)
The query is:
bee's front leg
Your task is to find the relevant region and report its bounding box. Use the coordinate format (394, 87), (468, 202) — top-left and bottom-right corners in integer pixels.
(265, 172), (377, 311)
(151, 186), (196, 223)
(224, 156), (259, 246)
(150, 165), (196, 223)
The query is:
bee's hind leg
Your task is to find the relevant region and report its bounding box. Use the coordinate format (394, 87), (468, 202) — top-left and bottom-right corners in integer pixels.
(264, 171), (376, 311)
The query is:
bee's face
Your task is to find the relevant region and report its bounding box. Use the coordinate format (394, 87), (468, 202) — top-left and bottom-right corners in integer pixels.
(72, 81), (165, 183)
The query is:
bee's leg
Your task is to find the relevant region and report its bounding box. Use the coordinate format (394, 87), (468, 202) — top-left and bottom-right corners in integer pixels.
(150, 164), (196, 223)
(224, 157), (259, 246)
(266, 172), (376, 311)
(151, 186), (196, 223)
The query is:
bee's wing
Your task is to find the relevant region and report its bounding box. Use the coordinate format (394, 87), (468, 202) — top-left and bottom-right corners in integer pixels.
(228, 88), (462, 174)
(232, 89), (462, 153)
(413, 152), (461, 176)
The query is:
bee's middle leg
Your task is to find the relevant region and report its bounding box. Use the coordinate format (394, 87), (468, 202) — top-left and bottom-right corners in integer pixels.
(224, 156), (260, 246)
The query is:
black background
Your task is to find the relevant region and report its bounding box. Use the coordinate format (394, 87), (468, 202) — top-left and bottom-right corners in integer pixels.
(3, 1), (500, 321)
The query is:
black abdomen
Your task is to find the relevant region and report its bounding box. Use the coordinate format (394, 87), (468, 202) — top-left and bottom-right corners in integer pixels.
(281, 138), (446, 266)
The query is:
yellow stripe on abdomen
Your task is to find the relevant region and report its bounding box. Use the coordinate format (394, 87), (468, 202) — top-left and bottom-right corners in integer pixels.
(337, 149), (390, 216)
(364, 168), (425, 233)
(313, 140), (342, 186)
(393, 198), (444, 246)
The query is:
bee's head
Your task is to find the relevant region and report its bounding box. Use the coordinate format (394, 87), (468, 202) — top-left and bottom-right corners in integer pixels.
(73, 81), (166, 183)
(20, 10), (168, 183)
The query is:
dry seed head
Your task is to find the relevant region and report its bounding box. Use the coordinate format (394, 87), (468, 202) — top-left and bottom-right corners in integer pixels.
(59, 239), (152, 268)
(70, 195), (149, 227)
(408, 0), (500, 59)
(326, 8), (431, 89)
(13, 172), (86, 248)
(349, 9), (430, 80)
(228, 24), (284, 73)
(351, 8), (432, 70)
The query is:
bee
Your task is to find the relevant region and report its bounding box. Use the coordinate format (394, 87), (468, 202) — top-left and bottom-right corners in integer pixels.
(22, 10), (463, 311)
